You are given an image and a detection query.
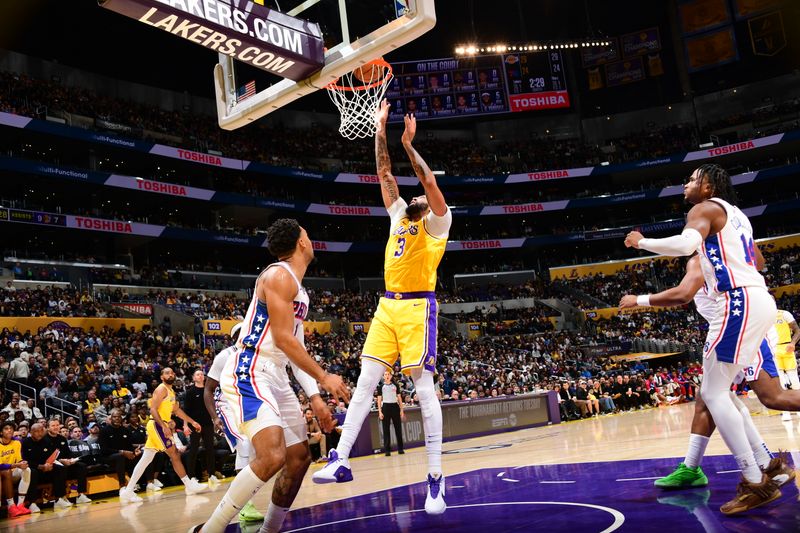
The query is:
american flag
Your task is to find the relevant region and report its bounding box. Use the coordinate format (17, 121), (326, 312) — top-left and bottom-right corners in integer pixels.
(237, 80), (256, 102)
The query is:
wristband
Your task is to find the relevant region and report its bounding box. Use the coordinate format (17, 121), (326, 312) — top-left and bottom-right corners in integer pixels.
(636, 295), (651, 307)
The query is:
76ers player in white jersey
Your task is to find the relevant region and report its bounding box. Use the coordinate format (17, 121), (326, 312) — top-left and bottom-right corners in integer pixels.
(625, 164), (780, 514)
(193, 219), (350, 533)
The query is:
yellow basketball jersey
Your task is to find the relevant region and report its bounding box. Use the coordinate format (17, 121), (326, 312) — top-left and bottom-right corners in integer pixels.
(384, 216), (447, 293)
(776, 310), (792, 344)
(0, 439), (21, 466)
(150, 384), (175, 421)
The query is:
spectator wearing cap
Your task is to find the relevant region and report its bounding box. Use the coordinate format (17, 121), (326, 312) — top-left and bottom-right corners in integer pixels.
(15, 421), (29, 440)
(45, 419), (91, 505)
(85, 422), (101, 444)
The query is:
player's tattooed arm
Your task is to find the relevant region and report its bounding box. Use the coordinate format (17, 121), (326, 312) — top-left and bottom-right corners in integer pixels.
(401, 114), (447, 216)
(375, 99), (400, 208)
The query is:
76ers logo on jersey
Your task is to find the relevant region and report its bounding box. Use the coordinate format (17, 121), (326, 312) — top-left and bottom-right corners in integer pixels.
(703, 341), (710, 354)
(293, 301), (308, 320)
(408, 225), (419, 235)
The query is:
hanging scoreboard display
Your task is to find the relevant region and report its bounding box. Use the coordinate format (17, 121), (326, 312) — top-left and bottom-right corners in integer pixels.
(387, 52), (569, 121)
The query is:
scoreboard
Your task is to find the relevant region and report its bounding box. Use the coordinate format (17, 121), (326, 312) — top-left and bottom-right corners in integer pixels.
(387, 52), (569, 122)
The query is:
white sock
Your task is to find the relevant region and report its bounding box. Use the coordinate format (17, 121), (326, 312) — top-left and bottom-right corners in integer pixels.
(260, 503), (290, 533)
(126, 448), (157, 492)
(18, 468), (29, 497)
(181, 475), (191, 485)
(411, 369), (443, 476)
(336, 359), (385, 459)
(7, 498), (13, 507)
(735, 452), (763, 484)
(203, 466), (265, 532)
(684, 434), (710, 469)
(737, 402), (773, 469)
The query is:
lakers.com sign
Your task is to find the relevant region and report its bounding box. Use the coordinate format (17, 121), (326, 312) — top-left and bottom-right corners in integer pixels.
(99, 0), (324, 80)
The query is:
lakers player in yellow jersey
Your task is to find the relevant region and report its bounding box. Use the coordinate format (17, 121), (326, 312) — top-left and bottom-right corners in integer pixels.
(314, 100), (451, 515)
(774, 309), (800, 420)
(0, 421), (31, 516)
(120, 367), (208, 502)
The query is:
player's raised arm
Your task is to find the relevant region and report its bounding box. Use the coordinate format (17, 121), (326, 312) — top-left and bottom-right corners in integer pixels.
(401, 114), (447, 216)
(261, 269), (350, 403)
(619, 255), (705, 309)
(375, 99), (400, 209)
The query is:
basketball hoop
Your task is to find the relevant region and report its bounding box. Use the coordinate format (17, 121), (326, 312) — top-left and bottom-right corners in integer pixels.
(325, 59), (394, 140)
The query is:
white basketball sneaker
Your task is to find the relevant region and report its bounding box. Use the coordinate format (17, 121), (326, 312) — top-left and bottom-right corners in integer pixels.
(424, 473), (446, 515)
(184, 478), (208, 495)
(312, 449), (353, 484)
(119, 487), (143, 503)
(146, 482), (162, 492)
(153, 478), (164, 489)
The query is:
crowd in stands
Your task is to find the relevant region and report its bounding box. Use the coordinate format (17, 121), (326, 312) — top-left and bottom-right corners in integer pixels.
(1, 285), (117, 318)
(3, 71), (800, 178)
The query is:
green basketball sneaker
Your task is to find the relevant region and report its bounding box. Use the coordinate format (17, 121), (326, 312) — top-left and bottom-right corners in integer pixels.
(654, 463), (709, 489)
(238, 501), (265, 522)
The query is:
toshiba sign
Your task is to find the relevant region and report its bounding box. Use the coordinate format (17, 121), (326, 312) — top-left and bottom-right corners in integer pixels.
(509, 91), (570, 112)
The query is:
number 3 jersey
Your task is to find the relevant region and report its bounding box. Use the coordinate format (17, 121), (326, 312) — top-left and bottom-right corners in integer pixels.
(383, 198), (451, 293)
(698, 197), (767, 294)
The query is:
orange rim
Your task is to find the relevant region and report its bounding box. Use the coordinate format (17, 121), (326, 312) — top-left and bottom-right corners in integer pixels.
(326, 59), (393, 92)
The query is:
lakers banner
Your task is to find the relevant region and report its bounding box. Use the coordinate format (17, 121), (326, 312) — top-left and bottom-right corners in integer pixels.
(0, 317), (150, 333)
(204, 319), (331, 336)
(685, 27), (738, 72)
(749, 11), (786, 56)
(620, 27), (661, 58)
(605, 57), (646, 87)
(679, 0), (732, 35)
(581, 39), (620, 67)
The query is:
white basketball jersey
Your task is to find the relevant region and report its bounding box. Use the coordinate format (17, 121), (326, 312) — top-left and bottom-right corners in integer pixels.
(693, 284), (717, 323)
(234, 262), (309, 368)
(697, 198), (766, 294)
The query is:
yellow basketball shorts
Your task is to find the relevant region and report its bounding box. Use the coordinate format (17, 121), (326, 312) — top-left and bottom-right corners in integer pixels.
(144, 419), (174, 451)
(361, 291), (439, 375)
(775, 344), (797, 371)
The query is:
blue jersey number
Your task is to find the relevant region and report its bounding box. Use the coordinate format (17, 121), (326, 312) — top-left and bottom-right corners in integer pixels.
(394, 237), (406, 257)
(740, 235), (756, 266)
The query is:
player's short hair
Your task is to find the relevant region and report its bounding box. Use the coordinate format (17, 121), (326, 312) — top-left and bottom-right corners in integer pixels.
(266, 218), (302, 258)
(1, 421), (15, 431)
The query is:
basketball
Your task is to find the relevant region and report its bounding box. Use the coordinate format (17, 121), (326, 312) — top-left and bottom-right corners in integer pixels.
(353, 61), (386, 84)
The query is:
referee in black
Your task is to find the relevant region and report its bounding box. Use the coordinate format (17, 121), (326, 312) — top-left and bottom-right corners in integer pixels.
(377, 369), (405, 456)
(184, 368), (216, 480)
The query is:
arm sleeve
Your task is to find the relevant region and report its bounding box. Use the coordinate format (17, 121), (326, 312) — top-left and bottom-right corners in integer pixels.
(207, 349), (230, 381)
(424, 206), (452, 239)
(637, 228), (703, 257)
(387, 198), (408, 232)
(290, 362), (320, 398)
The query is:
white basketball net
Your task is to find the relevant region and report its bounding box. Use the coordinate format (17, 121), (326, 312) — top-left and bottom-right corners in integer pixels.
(326, 62), (394, 140)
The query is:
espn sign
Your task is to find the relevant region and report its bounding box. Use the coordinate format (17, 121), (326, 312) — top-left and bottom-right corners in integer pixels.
(111, 303), (153, 316)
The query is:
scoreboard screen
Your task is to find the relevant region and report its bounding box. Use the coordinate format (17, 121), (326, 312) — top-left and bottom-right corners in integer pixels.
(387, 52), (569, 122)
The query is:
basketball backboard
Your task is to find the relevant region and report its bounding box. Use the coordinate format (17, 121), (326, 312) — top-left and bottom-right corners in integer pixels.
(213, 0), (436, 130)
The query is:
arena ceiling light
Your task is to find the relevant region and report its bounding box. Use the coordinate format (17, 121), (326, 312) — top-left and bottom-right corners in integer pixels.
(455, 41), (611, 56)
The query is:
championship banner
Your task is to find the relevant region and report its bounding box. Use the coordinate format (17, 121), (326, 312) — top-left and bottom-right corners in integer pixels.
(111, 303), (153, 316)
(733, 0), (781, 19)
(749, 11), (786, 56)
(0, 317), (150, 333)
(685, 26), (739, 72)
(504, 167), (594, 184)
(605, 57), (646, 87)
(581, 39), (620, 67)
(679, 0), (732, 35)
(366, 393), (554, 453)
(682, 133), (783, 161)
(446, 238), (526, 251)
(99, 0), (324, 80)
(620, 27), (661, 58)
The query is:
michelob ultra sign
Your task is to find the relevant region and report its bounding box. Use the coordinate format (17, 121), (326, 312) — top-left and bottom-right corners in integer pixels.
(99, 0), (325, 80)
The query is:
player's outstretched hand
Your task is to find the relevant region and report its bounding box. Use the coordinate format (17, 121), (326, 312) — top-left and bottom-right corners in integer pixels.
(311, 394), (335, 433)
(375, 99), (390, 129)
(624, 230), (644, 249)
(618, 295), (637, 309)
(321, 372), (351, 404)
(401, 114), (417, 144)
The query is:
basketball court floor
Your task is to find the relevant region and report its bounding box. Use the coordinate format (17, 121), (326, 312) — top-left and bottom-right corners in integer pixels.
(5, 398), (800, 532)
